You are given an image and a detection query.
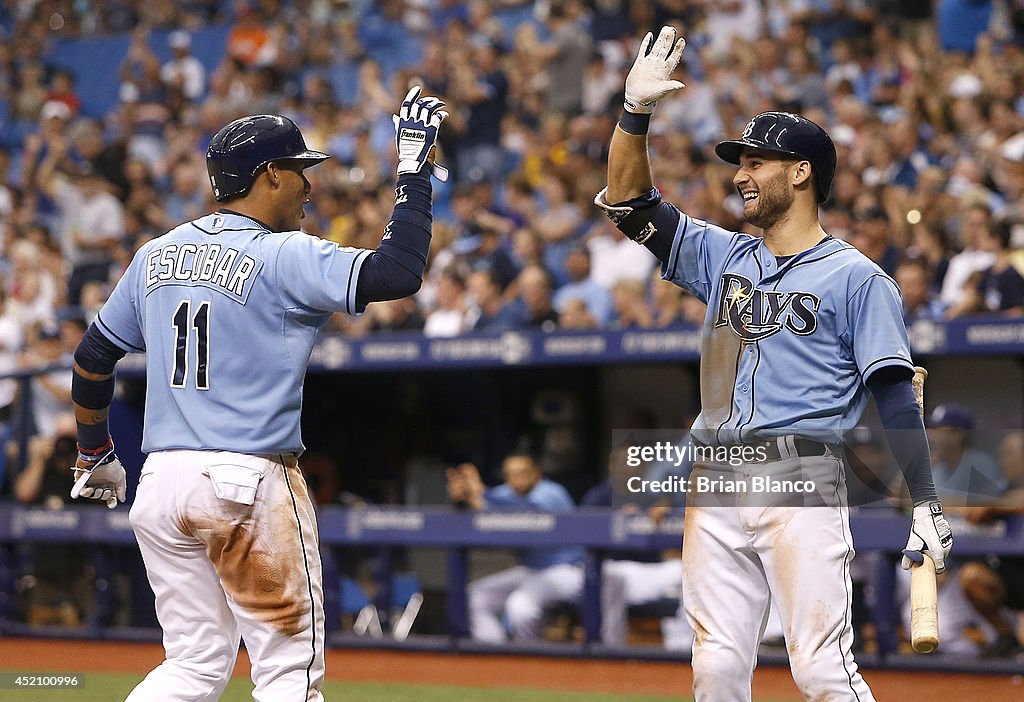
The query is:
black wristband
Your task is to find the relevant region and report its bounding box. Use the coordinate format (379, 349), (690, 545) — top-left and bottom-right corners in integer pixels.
(72, 368), (116, 410)
(618, 111), (652, 136)
(77, 424), (112, 453)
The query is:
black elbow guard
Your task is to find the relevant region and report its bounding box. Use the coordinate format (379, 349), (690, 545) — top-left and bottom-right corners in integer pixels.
(72, 368), (116, 410)
(594, 186), (663, 242)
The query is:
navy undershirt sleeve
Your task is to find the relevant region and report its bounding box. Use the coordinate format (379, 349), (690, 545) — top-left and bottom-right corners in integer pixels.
(866, 366), (937, 504)
(74, 323), (127, 376)
(355, 172), (433, 308)
(72, 324), (127, 450)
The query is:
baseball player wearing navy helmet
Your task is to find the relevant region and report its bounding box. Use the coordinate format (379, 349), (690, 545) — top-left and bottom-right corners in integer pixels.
(69, 87), (447, 700)
(597, 27), (952, 700)
(714, 111), (837, 204)
(205, 114), (331, 202)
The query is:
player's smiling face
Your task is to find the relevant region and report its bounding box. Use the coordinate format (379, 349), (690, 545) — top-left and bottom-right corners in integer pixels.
(733, 148), (798, 229)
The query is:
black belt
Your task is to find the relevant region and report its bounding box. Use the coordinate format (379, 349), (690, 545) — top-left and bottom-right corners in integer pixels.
(694, 437), (831, 462)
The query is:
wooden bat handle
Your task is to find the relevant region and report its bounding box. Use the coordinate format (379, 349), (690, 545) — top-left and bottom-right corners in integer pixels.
(909, 365), (939, 653)
(912, 366), (928, 420)
(911, 554), (939, 653)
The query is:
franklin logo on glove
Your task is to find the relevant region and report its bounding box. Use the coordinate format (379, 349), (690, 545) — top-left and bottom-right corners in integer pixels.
(393, 85), (449, 181)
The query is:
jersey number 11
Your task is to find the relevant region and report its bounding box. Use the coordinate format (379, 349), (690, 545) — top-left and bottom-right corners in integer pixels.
(171, 300), (210, 390)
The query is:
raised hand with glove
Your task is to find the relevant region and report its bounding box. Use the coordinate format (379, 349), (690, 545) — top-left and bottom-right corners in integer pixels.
(623, 25), (687, 117)
(393, 85), (449, 181)
(71, 438), (126, 510)
(595, 25), (687, 246)
(902, 499), (954, 573)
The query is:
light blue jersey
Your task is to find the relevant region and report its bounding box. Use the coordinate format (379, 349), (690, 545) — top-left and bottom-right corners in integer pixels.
(485, 480), (583, 568)
(662, 207), (914, 446)
(95, 210), (370, 454)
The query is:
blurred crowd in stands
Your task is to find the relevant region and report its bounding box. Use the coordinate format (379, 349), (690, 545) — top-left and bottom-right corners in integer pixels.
(0, 0), (1022, 360)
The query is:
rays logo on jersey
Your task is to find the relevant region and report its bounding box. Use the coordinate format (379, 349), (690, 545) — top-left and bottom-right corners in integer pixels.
(714, 273), (820, 342)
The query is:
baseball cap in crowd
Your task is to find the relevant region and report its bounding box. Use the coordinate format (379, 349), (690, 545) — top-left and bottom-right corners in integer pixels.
(831, 124), (857, 148)
(451, 234), (483, 255)
(119, 82), (140, 104)
(169, 30), (191, 50)
(1001, 132), (1024, 163)
(469, 34), (501, 52)
(927, 403), (974, 430)
(38, 323), (61, 341)
(948, 73), (983, 99)
(40, 100), (72, 122)
(877, 105), (907, 125)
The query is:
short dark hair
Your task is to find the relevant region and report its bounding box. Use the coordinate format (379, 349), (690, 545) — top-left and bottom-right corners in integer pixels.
(502, 451), (540, 475)
(440, 267), (466, 289)
(855, 205), (887, 223)
(471, 266), (502, 290)
(896, 256), (932, 278)
(992, 218), (1013, 250)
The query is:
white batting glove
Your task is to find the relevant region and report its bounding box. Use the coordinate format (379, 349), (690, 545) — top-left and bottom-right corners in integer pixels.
(71, 445), (127, 510)
(393, 85), (449, 181)
(902, 500), (953, 574)
(623, 26), (686, 114)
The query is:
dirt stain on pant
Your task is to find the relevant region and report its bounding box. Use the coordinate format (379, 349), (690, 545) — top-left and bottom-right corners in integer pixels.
(692, 617), (709, 648)
(182, 464), (310, 638)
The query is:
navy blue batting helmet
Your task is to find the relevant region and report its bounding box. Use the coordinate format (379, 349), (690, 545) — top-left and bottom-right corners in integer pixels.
(206, 115), (330, 202)
(715, 112), (837, 203)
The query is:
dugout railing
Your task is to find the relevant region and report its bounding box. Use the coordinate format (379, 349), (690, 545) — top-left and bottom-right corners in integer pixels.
(0, 503), (1022, 675)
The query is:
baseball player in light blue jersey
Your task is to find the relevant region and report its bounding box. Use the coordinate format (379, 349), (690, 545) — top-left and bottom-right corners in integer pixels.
(597, 28), (954, 700)
(68, 87), (447, 701)
(448, 455), (584, 643)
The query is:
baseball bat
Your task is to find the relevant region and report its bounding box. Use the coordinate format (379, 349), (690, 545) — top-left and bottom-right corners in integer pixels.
(910, 553), (939, 653)
(909, 365), (940, 654)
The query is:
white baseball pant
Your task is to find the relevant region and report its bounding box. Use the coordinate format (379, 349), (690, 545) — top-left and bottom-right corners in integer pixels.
(468, 563), (584, 642)
(681, 456), (876, 701)
(601, 559), (686, 647)
(127, 450), (325, 702)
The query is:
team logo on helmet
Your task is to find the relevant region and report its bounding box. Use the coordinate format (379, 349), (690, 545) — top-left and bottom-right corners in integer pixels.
(714, 274), (820, 342)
